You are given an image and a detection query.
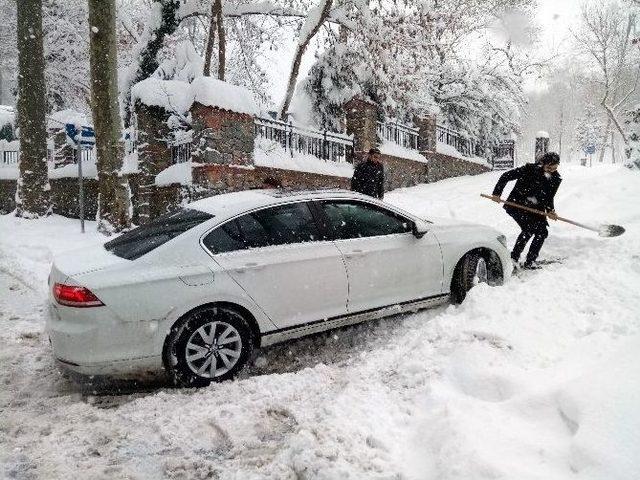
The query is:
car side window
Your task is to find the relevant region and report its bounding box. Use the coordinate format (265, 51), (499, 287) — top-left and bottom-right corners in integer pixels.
(251, 202), (320, 246)
(320, 201), (412, 240)
(203, 202), (320, 254)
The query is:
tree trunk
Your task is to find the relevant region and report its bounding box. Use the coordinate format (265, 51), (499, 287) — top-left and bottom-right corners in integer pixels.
(598, 117), (611, 163)
(15, 0), (51, 218)
(214, 0), (226, 80)
(279, 0), (333, 119)
(89, 0), (131, 233)
(203, 1), (217, 76)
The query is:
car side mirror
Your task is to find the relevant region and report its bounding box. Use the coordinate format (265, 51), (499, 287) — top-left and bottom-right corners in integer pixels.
(412, 220), (429, 239)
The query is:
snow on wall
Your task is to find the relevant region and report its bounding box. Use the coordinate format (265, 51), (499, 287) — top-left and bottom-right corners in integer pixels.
(155, 161), (197, 186)
(191, 77), (259, 115)
(536, 130), (550, 139)
(379, 141), (427, 163)
(436, 141), (490, 167)
(131, 77), (259, 116)
(254, 137), (354, 178)
(131, 78), (194, 114)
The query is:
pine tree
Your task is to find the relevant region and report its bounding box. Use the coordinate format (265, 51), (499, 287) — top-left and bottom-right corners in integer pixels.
(88, 0), (131, 233)
(15, 0), (51, 218)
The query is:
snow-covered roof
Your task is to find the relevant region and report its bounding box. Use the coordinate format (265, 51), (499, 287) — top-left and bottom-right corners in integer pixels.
(131, 77), (258, 116)
(191, 77), (258, 115)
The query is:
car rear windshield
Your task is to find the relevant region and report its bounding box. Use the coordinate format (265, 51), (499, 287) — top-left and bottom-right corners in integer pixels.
(104, 208), (213, 260)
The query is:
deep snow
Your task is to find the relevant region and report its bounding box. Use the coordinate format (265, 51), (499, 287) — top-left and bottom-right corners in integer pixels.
(1, 165), (639, 479)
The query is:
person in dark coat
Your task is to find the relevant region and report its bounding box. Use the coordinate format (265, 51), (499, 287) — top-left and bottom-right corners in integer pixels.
(489, 152), (562, 269)
(351, 148), (385, 199)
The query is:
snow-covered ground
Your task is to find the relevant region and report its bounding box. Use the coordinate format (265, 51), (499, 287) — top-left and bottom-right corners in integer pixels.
(1, 165), (639, 479)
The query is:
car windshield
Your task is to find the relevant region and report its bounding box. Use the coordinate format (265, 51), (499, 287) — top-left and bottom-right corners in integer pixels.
(104, 208), (213, 260)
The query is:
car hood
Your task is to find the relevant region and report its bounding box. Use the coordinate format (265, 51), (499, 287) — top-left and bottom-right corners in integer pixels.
(52, 245), (128, 278)
(425, 216), (501, 237)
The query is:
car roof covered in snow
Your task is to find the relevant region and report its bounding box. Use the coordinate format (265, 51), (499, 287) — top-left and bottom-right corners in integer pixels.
(185, 189), (369, 218)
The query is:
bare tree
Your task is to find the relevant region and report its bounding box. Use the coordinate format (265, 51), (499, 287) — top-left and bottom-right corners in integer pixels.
(89, 0), (131, 233)
(203, 0), (226, 79)
(279, 0), (334, 119)
(574, 1), (640, 156)
(15, 0), (51, 218)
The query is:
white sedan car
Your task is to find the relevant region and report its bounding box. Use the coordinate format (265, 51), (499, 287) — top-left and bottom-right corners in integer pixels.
(47, 189), (510, 386)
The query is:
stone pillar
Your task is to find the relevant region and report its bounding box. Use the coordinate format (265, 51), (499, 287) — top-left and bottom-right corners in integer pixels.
(344, 97), (379, 163)
(535, 131), (549, 161)
(51, 128), (75, 167)
(135, 103), (173, 224)
(414, 114), (437, 154)
(191, 103), (254, 166)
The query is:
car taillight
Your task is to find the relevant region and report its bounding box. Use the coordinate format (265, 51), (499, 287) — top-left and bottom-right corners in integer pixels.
(53, 283), (104, 308)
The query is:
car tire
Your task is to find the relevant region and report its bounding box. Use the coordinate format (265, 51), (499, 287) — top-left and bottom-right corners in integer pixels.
(451, 252), (490, 304)
(163, 305), (254, 387)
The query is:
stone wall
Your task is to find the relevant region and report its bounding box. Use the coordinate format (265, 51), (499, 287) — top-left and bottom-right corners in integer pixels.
(424, 152), (490, 183)
(191, 103), (254, 166)
(0, 179), (15, 214)
(381, 155), (429, 191)
(192, 164), (349, 198)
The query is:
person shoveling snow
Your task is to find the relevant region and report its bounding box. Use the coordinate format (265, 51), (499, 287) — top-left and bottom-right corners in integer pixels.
(487, 152), (562, 270)
(485, 153), (625, 270)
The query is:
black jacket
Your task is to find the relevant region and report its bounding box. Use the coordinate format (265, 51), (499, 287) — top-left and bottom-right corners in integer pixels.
(351, 160), (384, 199)
(493, 163), (562, 215)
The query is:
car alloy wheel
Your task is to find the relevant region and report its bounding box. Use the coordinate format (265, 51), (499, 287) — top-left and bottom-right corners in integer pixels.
(164, 306), (254, 387)
(185, 321), (242, 379)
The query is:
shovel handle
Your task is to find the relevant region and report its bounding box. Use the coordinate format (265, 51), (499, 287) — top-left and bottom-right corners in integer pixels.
(480, 194), (598, 233)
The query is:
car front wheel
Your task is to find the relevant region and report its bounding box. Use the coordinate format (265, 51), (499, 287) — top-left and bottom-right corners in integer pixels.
(164, 305), (254, 387)
(451, 251), (496, 304)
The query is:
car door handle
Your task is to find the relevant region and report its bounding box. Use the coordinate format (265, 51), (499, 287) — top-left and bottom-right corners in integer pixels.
(235, 262), (264, 273)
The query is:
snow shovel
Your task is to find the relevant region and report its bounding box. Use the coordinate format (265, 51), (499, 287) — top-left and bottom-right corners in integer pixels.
(480, 194), (625, 237)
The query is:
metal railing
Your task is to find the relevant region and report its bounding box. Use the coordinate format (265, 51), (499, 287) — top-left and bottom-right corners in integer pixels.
(254, 116), (354, 163)
(171, 141), (192, 164)
(377, 121), (419, 150)
(2, 150), (18, 165)
(436, 124), (482, 158)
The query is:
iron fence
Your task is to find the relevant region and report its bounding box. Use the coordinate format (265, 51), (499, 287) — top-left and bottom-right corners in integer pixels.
(171, 141), (192, 164)
(2, 150), (18, 165)
(255, 116), (354, 163)
(377, 121), (419, 150)
(436, 124), (483, 158)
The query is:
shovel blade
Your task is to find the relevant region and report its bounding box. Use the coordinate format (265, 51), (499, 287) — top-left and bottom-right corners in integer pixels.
(598, 225), (625, 237)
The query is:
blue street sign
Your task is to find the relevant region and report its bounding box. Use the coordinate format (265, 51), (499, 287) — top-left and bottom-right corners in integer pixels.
(584, 144), (596, 155)
(65, 123), (95, 149)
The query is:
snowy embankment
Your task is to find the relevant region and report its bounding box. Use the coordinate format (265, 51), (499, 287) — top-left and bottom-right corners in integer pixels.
(1, 165), (639, 479)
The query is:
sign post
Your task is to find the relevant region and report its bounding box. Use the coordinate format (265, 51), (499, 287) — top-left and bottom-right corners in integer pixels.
(65, 124), (95, 233)
(584, 144), (596, 168)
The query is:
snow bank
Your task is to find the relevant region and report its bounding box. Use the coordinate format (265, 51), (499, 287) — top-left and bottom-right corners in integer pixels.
(254, 137), (354, 178)
(154, 161), (194, 186)
(191, 77), (259, 115)
(380, 140), (427, 163)
(436, 140), (490, 167)
(1, 164), (639, 479)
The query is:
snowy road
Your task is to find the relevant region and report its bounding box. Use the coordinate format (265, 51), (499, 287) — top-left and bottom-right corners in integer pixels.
(1, 165), (639, 479)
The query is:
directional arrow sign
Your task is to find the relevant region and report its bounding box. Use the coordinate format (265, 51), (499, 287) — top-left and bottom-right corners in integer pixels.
(584, 144), (596, 155)
(65, 123), (95, 149)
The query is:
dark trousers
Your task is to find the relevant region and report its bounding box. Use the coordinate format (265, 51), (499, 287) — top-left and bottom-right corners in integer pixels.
(508, 210), (548, 263)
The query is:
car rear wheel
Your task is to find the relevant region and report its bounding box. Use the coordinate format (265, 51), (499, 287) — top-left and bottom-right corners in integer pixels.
(164, 305), (254, 387)
(451, 251), (494, 304)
